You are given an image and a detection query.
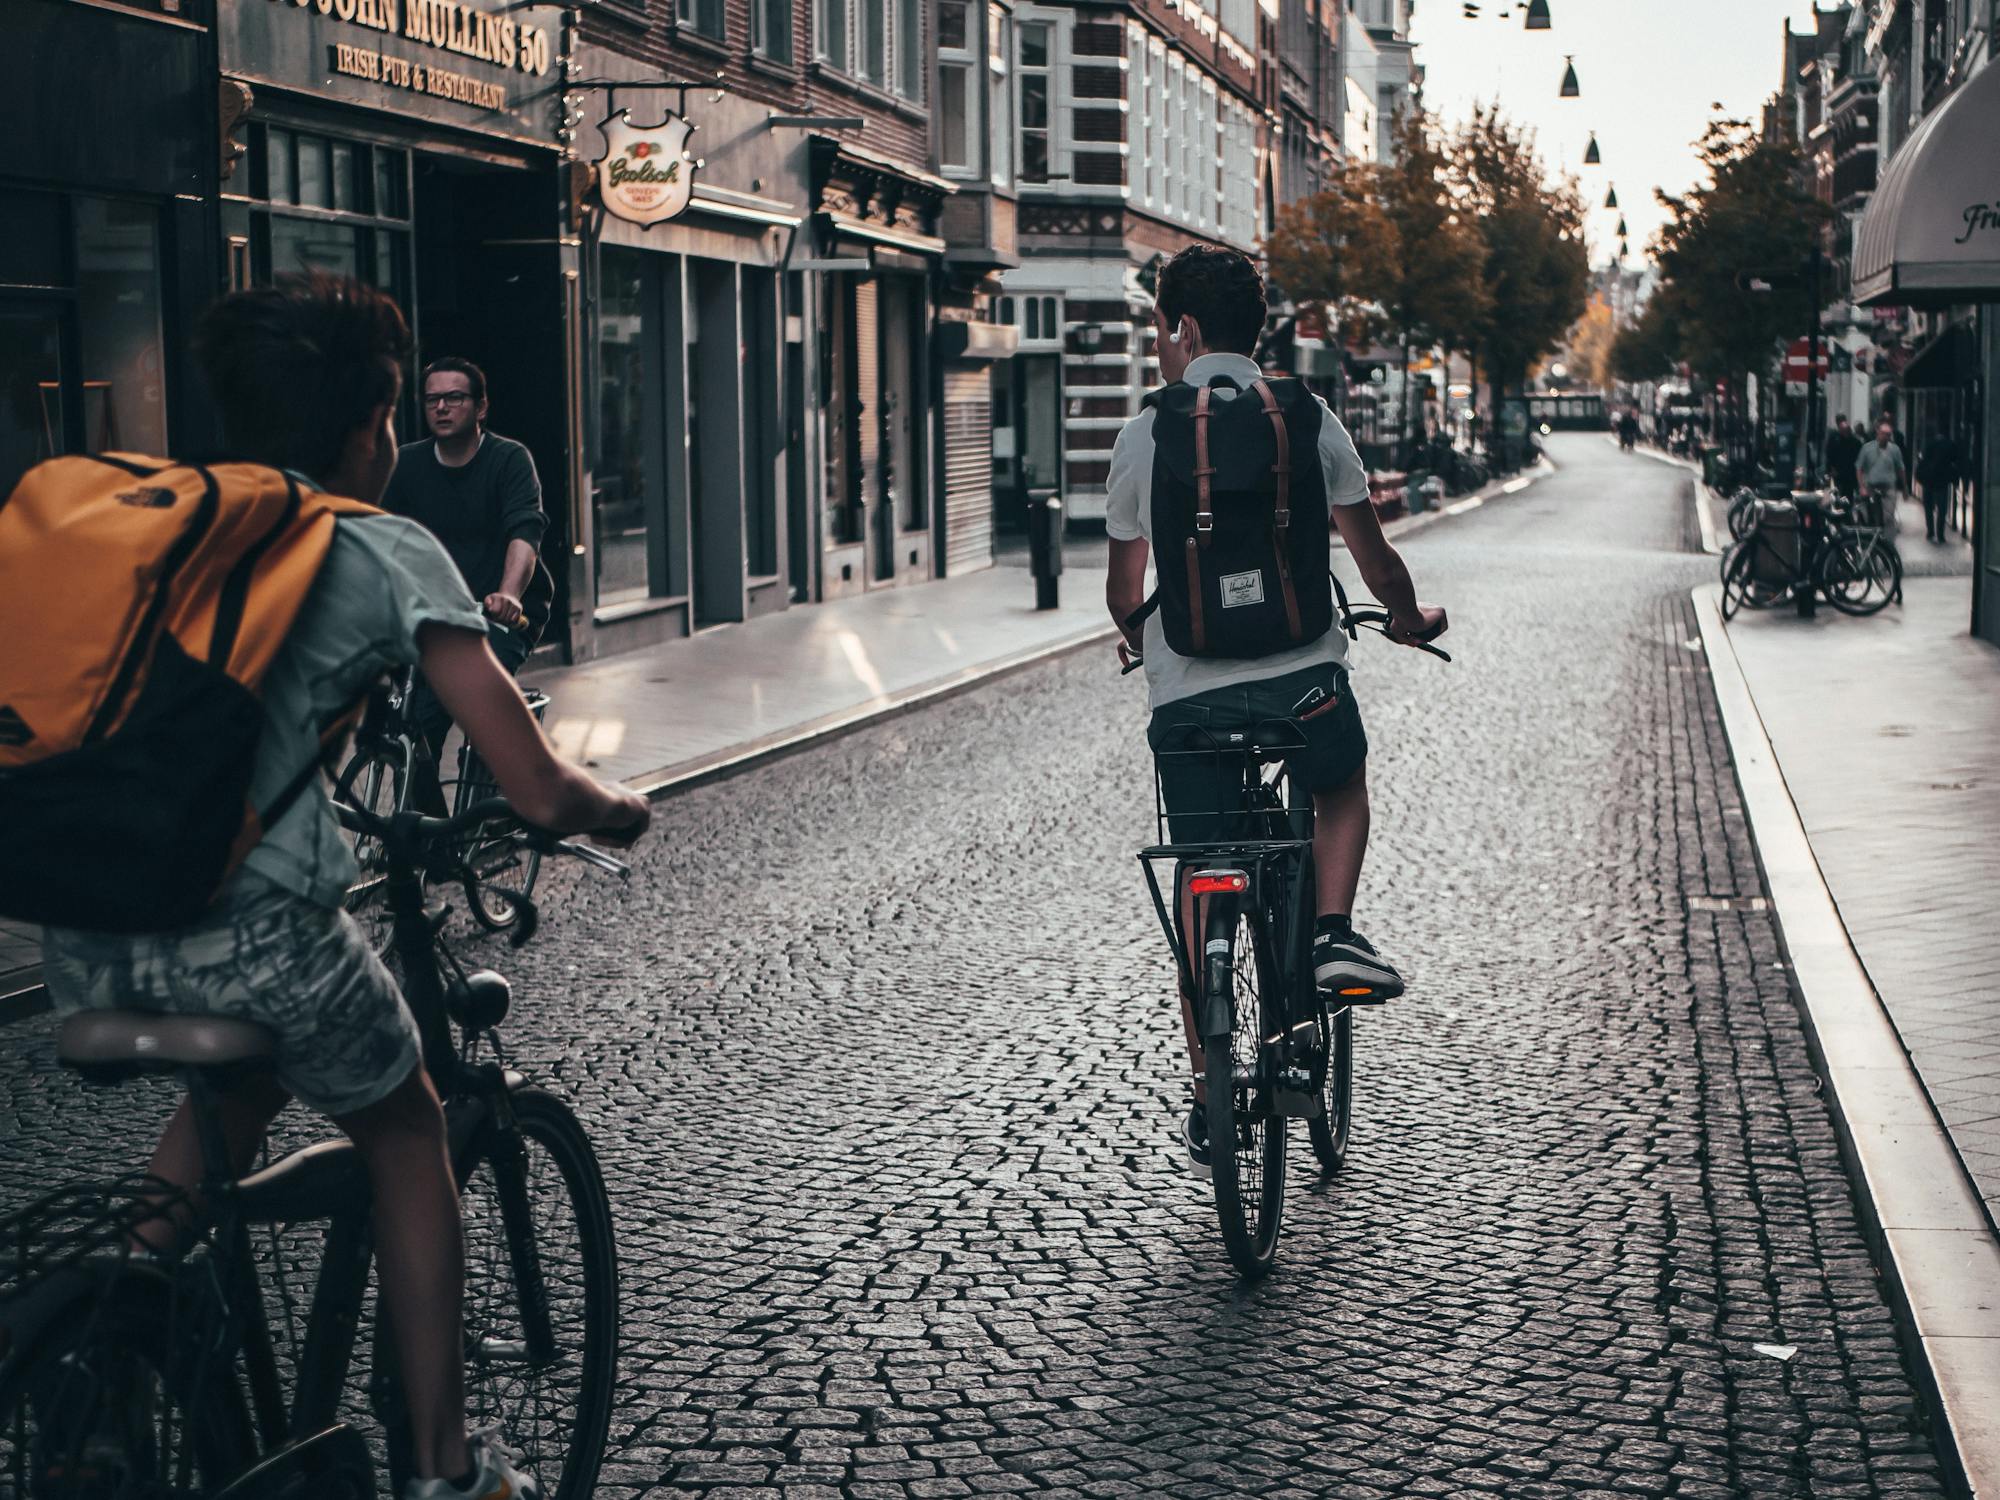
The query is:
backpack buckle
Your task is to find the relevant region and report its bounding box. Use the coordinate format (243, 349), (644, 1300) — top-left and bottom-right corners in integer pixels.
(1273, 507), (1291, 529)
(1195, 513), (1214, 534)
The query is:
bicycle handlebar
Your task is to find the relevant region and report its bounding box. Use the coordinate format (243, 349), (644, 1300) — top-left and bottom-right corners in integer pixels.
(334, 791), (632, 879)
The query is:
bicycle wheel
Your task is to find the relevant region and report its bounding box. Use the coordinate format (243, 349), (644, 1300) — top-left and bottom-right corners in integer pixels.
(1819, 533), (1902, 616)
(0, 1269), (254, 1498)
(340, 747), (409, 957)
(1727, 493), (1757, 541)
(1720, 542), (1788, 620)
(454, 1088), (619, 1500)
(1202, 898), (1287, 1279)
(454, 744), (541, 933)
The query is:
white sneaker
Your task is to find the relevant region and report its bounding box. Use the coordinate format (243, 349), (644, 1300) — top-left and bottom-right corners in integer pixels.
(402, 1427), (541, 1500)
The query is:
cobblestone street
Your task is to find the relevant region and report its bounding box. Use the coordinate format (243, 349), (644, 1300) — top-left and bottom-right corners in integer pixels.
(0, 435), (1953, 1497)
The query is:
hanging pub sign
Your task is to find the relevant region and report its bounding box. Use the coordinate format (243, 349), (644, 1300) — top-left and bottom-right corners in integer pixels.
(595, 111), (697, 227)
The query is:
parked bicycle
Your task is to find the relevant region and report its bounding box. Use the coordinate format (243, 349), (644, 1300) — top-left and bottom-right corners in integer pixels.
(0, 797), (627, 1500)
(1130, 604), (1449, 1278)
(1724, 471), (1796, 543)
(341, 667), (552, 952)
(1721, 491), (1901, 620)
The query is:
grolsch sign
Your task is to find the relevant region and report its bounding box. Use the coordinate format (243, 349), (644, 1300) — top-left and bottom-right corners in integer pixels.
(595, 111), (697, 227)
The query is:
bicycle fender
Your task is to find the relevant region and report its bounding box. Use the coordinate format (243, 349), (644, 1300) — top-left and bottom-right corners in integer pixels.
(0, 1258), (173, 1390)
(1200, 936), (1234, 1039)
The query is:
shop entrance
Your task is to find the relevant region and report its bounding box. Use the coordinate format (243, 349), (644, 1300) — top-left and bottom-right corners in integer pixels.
(991, 352), (1062, 535)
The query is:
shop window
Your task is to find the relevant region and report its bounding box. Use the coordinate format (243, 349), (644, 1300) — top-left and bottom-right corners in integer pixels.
(752, 0), (791, 62)
(594, 247), (666, 609)
(0, 192), (166, 490)
(267, 128), (298, 206)
(298, 136), (331, 209)
(677, 0), (722, 38)
(374, 150), (409, 219)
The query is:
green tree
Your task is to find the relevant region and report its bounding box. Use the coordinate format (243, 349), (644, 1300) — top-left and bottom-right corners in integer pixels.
(1609, 298), (1677, 386)
(1648, 119), (1827, 390)
(1375, 110), (1491, 453)
(1450, 105), (1591, 460)
(1263, 159), (1399, 358)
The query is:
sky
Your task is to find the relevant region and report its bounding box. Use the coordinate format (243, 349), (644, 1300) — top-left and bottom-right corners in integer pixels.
(1407, 0), (1837, 268)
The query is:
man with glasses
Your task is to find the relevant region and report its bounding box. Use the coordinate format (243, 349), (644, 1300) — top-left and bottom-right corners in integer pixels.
(384, 358), (552, 812)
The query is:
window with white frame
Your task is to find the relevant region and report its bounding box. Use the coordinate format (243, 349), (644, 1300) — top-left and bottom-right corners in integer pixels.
(752, 0), (790, 62)
(1018, 20), (1052, 183)
(817, 0), (924, 101)
(990, 6), (1013, 187)
(678, 0), (722, 38)
(1147, 40), (1165, 208)
(938, 2), (977, 171)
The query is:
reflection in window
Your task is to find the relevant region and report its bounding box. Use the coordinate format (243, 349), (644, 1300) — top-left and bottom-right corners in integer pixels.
(74, 197), (166, 456)
(595, 248), (654, 608)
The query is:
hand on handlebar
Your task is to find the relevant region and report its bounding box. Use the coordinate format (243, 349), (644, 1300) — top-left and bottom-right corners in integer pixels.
(1387, 604), (1449, 648)
(1117, 640), (1144, 675)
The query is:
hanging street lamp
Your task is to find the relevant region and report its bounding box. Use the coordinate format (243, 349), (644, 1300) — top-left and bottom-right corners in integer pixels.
(1584, 132), (1601, 164)
(1604, 183), (1619, 209)
(1615, 215), (1628, 237)
(1559, 56), (1580, 97)
(1525, 0), (1552, 28)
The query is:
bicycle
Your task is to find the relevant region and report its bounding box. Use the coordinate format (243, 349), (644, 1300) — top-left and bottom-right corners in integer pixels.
(1720, 491), (1901, 621)
(1127, 604), (1448, 1278)
(0, 797), (629, 1500)
(341, 668), (552, 951)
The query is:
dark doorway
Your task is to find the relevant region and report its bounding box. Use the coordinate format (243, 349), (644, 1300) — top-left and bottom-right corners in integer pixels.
(689, 257), (744, 628)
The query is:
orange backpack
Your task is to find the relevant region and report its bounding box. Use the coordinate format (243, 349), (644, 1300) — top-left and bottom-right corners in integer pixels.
(0, 455), (378, 932)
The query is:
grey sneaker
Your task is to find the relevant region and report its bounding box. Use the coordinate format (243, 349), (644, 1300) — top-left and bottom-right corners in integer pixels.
(1181, 1102), (1212, 1181)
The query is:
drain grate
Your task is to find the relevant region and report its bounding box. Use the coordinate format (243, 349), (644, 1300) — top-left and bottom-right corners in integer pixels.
(1687, 894), (1769, 913)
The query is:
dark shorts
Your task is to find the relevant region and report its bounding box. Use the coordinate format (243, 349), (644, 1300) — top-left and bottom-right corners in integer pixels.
(1145, 662), (1368, 844)
(409, 619), (531, 755)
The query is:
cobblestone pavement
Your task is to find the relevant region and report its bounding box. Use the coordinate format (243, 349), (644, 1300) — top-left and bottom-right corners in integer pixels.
(0, 435), (1951, 1498)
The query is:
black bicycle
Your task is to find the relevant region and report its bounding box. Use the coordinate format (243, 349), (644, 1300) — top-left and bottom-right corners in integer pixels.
(1129, 605), (1447, 1277)
(340, 668), (553, 950)
(1720, 491), (1901, 620)
(0, 798), (627, 1500)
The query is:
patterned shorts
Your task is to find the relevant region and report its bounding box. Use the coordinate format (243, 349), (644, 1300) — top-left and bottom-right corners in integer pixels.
(42, 873), (421, 1117)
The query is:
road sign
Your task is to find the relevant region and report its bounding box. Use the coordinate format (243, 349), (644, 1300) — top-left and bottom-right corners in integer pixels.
(1783, 338), (1831, 381)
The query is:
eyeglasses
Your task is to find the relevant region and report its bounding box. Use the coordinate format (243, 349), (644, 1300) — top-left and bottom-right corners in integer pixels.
(424, 391), (474, 409)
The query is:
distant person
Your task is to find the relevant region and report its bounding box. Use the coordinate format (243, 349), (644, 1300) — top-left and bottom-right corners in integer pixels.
(382, 357), (552, 813)
(1916, 424), (1961, 544)
(1854, 416), (1907, 536)
(1825, 415), (1862, 497)
(1617, 408), (1639, 451)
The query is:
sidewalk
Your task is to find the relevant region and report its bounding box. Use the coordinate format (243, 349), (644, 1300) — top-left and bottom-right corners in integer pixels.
(1695, 569), (2000, 1496)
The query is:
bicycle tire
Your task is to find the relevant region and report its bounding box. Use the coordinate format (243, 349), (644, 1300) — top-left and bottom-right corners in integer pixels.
(340, 747), (410, 957)
(1202, 898), (1287, 1279)
(0, 1267), (256, 1498)
(1726, 492), (1757, 542)
(1720, 542), (1787, 620)
(464, 844), (542, 933)
(1820, 534), (1901, 617)
(454, 1087), (619, 1500)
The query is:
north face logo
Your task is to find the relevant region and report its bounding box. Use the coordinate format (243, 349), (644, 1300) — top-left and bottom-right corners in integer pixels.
(116, 486), (177, 509)
(0, 705), (32, 747)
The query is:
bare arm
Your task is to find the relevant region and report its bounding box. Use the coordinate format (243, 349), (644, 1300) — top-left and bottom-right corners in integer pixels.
(1332, 503), (1419, 622)
(416, 623), (649, 844)
(1108, 536), (1151, 653)
(496, 537), (537, 600)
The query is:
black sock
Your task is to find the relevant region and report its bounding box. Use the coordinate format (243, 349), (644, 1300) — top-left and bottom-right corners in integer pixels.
(1315, 913), (1355, 940)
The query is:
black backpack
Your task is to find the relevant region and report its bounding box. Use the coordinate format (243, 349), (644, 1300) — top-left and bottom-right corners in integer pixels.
(1134, 376), (1335, 660)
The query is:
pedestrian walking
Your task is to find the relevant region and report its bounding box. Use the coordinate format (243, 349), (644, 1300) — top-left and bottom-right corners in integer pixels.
(1916, 423), (1961, 543)
(1825, 414), (1862, 498)
(1854, 416), (1907, 536)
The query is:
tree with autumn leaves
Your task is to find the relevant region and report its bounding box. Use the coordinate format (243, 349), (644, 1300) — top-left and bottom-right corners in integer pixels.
(1265, 106), (1587, 464)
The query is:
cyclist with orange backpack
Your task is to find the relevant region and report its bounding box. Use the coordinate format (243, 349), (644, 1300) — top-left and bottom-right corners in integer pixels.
(0, 273), (648, 1500)
(1105, 245), (1446, 1176)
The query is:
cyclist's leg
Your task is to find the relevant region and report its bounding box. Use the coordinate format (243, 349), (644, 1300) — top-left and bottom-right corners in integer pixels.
(333, 1067), (469, 1483)
(138, 1075), (292, 1249)
(406, 673), (453, 817)
(1311, 764), (1369, 918)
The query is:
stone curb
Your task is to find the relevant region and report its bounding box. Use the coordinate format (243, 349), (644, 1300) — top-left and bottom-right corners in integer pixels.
(1693, 580), (2000, 1500)
(1352, 453), (1558, 550)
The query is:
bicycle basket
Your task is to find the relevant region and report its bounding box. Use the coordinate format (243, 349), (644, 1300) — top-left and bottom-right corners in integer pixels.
(0, 1174), (192, 1295)
(1150, 718), (1312, 847)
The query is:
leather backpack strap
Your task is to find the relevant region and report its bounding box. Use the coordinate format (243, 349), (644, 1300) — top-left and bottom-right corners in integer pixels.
(1186, 387), (1213, 651)
(1251, 379), (1304, 641)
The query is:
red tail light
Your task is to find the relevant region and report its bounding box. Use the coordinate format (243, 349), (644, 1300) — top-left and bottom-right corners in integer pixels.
(1188, 869), (1249, 895)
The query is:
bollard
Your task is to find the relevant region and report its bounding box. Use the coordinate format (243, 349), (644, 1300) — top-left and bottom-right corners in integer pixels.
(1026, 488), (1064, 610)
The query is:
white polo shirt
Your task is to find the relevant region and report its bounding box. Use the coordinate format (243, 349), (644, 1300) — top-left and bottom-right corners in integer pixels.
(1105, 353), (1372, 708)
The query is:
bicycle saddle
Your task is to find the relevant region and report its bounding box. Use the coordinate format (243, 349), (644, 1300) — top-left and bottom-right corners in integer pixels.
(58, 1009), (277, 1075)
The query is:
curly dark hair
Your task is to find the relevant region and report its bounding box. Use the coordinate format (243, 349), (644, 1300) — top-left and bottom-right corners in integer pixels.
(193, 272), (411, 479)
(1156, 244), (1267, 355)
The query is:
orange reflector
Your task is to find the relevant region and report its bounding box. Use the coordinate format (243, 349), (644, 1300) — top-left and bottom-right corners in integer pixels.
(1339, 987), (1374, 997)
(1188, 869), (1249, 895)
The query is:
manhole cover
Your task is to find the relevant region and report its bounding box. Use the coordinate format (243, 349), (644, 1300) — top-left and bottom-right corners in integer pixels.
(1687, 895), (1770, 913)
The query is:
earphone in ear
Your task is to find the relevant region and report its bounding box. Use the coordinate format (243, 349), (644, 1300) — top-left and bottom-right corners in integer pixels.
(1165, 320), (1185, 347)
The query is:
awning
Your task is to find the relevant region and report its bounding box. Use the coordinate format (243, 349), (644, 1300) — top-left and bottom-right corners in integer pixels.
(1899, 319), (1979, 387)
(1852, 59), (2000, 307)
